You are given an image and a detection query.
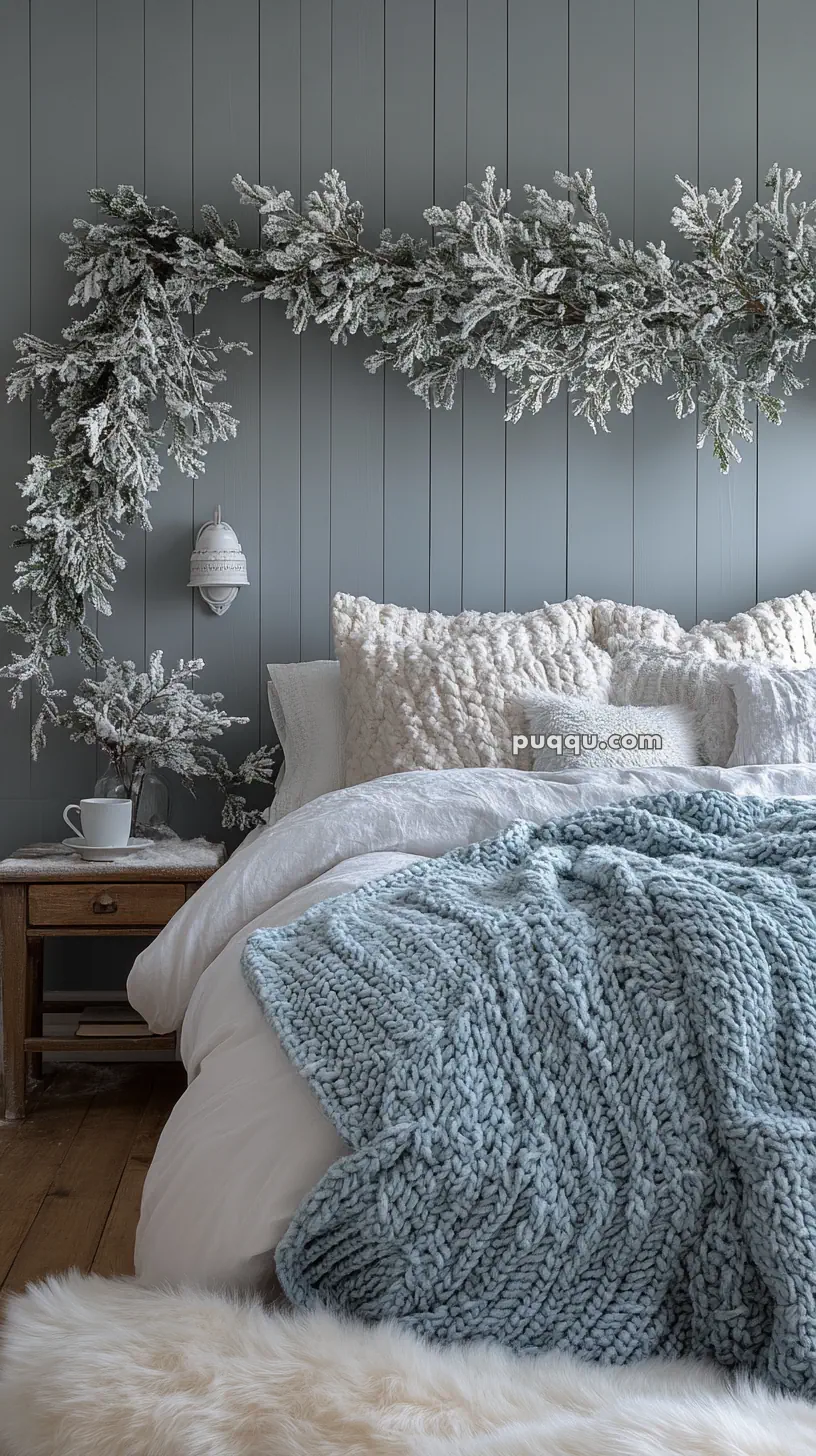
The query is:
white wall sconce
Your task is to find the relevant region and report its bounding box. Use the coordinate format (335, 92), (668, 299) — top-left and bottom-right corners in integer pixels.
(188, 506), (249, 616)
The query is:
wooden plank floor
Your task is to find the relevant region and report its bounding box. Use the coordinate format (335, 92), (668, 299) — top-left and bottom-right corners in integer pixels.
(0, 1063), (185, 1296)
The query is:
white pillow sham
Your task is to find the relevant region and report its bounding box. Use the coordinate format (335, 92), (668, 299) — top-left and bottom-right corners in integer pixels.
(333, 593), (613, 785)
(608, 644), (737, 767)
(521, 692), (701, 772)
(263, 660), (344, 824)
(725, 662), (816, 766)
(327, 588), (816, 788)
(662, 589), (816, 666)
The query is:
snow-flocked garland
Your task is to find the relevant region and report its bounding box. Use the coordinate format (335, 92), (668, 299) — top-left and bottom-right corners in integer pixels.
(4, 161), (816, 740)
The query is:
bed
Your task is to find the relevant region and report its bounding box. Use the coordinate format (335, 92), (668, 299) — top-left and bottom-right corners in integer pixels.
(128, 757), (816, 1291)
(127, 585), (816, 1294)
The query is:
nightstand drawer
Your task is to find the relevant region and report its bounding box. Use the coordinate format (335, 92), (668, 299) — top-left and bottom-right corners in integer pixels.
(28, 881), (186, 928)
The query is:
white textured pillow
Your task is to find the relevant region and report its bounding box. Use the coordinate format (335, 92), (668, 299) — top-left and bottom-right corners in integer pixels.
(725, 662), (816, 766)
(609, 645), (737, 767)
(521, 692), (701, 772)
(264, 660), (344, 823)
(333, 594), (613, 786)
(591, 599), (684, 651)
(651, 589), (816, 666)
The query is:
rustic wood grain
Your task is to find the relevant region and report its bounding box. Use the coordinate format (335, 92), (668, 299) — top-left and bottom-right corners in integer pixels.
(27, 936), (44, 1082)
(24, 1036), (176, 1054)
(26, 926), (168, 938)
(2, 855), (209, 1117)
(0, 1066), (184, 1296)
(92, 1071), (183, 1277)
(3, 1068), (167, 1292)
(1, 883), (28, 1120)
(28, 882), (186, 928)
(0, 1076), (95, 1283)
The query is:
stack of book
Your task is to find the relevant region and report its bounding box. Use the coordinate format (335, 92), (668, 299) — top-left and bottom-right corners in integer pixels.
(74, 1003), (154, 1038)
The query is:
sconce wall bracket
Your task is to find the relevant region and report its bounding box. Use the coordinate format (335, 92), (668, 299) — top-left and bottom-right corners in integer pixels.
(188, 506), (249, 616)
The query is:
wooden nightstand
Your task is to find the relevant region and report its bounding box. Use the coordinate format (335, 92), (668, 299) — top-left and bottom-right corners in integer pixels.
(0, 839), (226, 1120)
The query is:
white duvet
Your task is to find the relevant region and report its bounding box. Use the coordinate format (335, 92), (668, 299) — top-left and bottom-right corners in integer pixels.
(128, 762), (816, 1290)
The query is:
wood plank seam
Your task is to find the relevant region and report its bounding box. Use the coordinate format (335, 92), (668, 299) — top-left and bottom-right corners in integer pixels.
(3, 1069), (155, 1291)
(0, 1089), (96, 1286)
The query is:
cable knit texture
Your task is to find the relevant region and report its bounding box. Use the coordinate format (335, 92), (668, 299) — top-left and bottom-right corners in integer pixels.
(333, 589), (816, 785)
(600, 589), (816, 663)
(243, 790), (816, 1395)
(521, 692), (701, 769)
(333, 595), (613, 781)
(608, 646), (737, 766)
(680, 590), (816, 663)
(725, 662), (816, 766)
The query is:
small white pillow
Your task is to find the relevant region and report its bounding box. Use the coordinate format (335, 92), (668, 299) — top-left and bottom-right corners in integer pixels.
(725, 662), (816, 766)
(264, 661), (344, 824)
(521, 692), (701, 772)
(608, 644), (737, 767)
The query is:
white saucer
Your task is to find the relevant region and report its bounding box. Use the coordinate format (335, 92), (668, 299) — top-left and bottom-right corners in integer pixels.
(62, 836), (148, 862)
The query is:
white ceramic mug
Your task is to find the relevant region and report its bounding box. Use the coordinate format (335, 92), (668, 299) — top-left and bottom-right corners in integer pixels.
(63, 797), (133, 847)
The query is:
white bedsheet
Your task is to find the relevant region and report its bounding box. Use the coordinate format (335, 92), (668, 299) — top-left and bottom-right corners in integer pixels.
(128, 763), (816, 1288)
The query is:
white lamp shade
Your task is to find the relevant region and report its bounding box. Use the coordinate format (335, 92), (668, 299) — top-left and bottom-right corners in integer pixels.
(189, 508), (249, 615)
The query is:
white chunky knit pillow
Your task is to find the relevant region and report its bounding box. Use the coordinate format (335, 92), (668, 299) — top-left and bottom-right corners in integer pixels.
(609, 646), (737, 767)
(521, 692), (701, 771)
(331, 588), (816, 786)
(661, 590), (816, 666)
(590, 599), (685, 652)
(332, 594), (613, 786)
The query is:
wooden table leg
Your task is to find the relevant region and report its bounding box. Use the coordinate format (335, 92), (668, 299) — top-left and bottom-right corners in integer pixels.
(27, 936), (44, 1082)
(1, 884), (28, 1120)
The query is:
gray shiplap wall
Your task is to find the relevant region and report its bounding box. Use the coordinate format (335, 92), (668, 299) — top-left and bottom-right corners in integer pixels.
(1, 0), (816, 856)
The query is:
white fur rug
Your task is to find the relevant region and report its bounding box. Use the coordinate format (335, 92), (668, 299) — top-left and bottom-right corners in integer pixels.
(1, 1273), (815, 1455)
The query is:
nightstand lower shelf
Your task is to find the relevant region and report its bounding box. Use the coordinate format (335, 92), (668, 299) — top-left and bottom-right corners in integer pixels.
(24, 1034), (176, 1054)
(27, 926), (168, 938)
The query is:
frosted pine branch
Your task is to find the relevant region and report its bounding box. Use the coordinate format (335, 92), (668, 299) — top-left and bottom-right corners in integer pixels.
(4, 162), (816, 724)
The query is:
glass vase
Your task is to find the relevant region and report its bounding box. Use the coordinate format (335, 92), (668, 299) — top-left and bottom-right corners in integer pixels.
(94, 762), (173, 839)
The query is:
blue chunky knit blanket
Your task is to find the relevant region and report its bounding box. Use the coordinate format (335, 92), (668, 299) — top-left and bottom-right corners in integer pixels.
(242, 790), (816, 1395)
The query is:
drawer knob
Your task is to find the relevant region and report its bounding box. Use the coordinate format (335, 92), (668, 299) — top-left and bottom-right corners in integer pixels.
(92, 892), (118, 915)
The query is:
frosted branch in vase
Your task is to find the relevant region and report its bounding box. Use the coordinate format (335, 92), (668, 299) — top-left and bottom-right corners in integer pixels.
(49, 652), (280, 833)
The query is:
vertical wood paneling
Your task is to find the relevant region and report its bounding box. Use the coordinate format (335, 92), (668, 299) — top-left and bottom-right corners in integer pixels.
(0, 803), (46, 861)
(144, 0), (195, 673)
(87, 4), (154, 953)
(192, 0), (260, 769)
(298, 0), (333, 659)
(430, 0), (467, 615)
(260, 0), (301, 678)
(633, 0), (698, 627)
(96, 0), (146, 669)
(505, 0), (568, 610)
(329, 0), (385, 604)
(73, 1), (152, 949)
(0, 0), (32, 828)
(7, 0), (816, 868)
(29, 0), (97, 805)
(462, 0), (507, 611)
(567, 0), (635, 603)
(383, 0), (434, 610)
(756, 0), (816, 603)
(697, 0), (758, 622)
